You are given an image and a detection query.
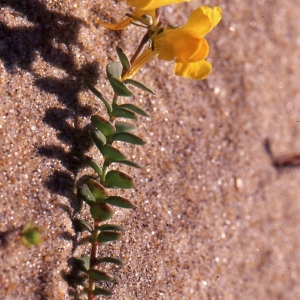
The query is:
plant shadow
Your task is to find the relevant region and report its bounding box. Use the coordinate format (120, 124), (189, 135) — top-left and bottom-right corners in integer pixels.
(1, 0), (99, 205)
(0, 0), (107, 297)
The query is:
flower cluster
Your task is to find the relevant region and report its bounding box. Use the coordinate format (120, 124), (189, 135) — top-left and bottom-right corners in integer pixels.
(98, 1), (222, 80)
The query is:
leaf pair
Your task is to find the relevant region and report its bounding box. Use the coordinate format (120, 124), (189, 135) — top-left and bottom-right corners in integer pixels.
(74, 219), (126, 234)
(74, 255), (121, 296)
(91, 114), (145, 146)
(77, 180), (136, 208)
(107, 47), (155, 97)
(101, 144), (142, 168)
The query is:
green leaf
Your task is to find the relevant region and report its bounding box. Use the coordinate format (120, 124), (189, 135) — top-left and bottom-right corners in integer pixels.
(77, 187), (96, 206)
(73, 219), (93, 233)
(115, 121), (137, 132)
(119, 103), (149, 117)
(97, 224), (127, 231)
(87, 83), (112, 113)
(87, 269), (114, 282)
(91, 286), (113, 296)
(90, 203), (114, 221)
(114, 159), (142, 168)
(113, 132), (146, 145)
(98, 231), (122, 244)
(124, 79), (155, 95)
(108, 76), (133, 97)
(66, 274), (87, 287)
(87, 178), (108, 201)
(75, 255), (90, 272)
(91, 115), (115, 136)
(21, 222), (43, 248)
(91, 129), (106, 148)
(76, 154), (102, 177)
(104, 196), (136, 209)
(112, 107), (136, 119)
(98, 257), (124, 266)
(106, 61), (123, 78)
(101, 144), (126, 162)
(116, 46), (131, 72)
(105, 170), (134, 189)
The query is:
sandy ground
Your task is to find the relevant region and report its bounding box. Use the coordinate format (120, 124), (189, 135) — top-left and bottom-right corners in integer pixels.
(1, 0), (300, 299)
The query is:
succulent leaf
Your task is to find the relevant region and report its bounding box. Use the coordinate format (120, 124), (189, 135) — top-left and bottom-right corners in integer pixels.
(87, 269), (114, 282)
(119, 103), (149, 117)
(73, 219), (93, 233)
(77, 187), (96, 206)
(87, 83), (112, 113)
(106, 61), (123, 78)
(91, 286), (113, 296)
(91, 115), (115, 136)
(98, 231), (122, 244)
(91, 129), (106, 148)
(113, 132), (146, 145)
(124, 78), (155, 95)
(116, 47), (131, 71)
(104, 196), (136, 209)
(87, 178), (108, 201)
(74, 255), (90, 272)
(101, 144), (126, 162)
(105, 170), (134, 189)
(75, 154), (102, 176)
(90, 203), (114, 221)
(97, 224), (127, 231)
(114, 159), (142, 168)
(112, 107), (136, 119)
(115, 120), (137, 132)
(21, 222), (43, 248)
(98, 257), (124, 266)
(108, 76), (133, 97)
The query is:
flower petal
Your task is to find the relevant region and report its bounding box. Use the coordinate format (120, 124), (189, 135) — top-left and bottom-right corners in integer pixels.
(156, 30), (209, 63)
(128, 0), (191, 10)
(155, 30), (176, 61)
(96, 17), (131, 30)
(174, 60), (212, 80)
(186, 38), (209, 62)
(123, 48), (158, 79)
(182, 6), (222, 38)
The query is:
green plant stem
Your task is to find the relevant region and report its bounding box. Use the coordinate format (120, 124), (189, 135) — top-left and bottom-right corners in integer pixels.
(109, 94), (118, 124)
(88, 219), (101, 300)
(112, 94), (118, 107)
(87, 89), (118, 297)
(100, 161), (109, 183)
(100, 93), (119, 184)
(130, 30), (150, 64)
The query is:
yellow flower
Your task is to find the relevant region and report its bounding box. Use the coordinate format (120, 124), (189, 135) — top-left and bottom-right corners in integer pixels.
(124, 6), (222, 80)
(97, 0), (190, 30)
